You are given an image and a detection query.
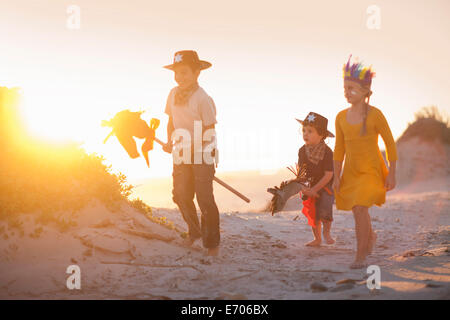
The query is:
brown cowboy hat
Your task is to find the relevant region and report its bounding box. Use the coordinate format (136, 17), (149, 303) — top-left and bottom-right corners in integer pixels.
(163, 50), (212, 71)
(296, 112), (335, 138)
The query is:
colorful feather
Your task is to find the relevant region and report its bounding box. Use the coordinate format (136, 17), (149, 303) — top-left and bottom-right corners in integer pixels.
(343, 55), (375, 86)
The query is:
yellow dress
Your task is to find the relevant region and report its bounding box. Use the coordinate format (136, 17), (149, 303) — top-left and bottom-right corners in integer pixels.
(333, 106), (398, 211)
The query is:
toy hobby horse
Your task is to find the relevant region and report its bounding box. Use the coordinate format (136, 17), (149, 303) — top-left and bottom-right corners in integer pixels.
(102, 110), (156, 167)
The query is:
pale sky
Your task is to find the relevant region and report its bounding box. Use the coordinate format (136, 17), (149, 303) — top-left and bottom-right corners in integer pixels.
(1, 0), (449, 182)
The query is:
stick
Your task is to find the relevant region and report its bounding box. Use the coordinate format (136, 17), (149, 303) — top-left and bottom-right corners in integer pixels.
(154, 137), (165, 146)
(103, 130), (114, 144)
(119, 228), (175, 242)
(229, 271), (259, 281)
(153, 137), (251, 203)
(213, 176), (251, 203)
(100, 260), (203, 273)
(295, 269), (344, 274)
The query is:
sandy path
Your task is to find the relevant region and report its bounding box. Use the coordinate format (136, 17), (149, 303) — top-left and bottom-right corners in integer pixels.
(0, 181), (449, 300)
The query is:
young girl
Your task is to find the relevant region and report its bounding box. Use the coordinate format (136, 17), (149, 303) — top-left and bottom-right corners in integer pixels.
(295, 112), (336, 247)
(333, 56), (398, 269)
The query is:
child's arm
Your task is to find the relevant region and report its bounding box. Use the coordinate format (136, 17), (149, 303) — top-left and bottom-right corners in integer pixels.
(385, 160), (396, 190)
(292, 148), (306, 185)
(376, 110), (398, 190)
(163, 90), (175, 153)
(332, 160), (343, 191)
(376, 109), (398, 164)
(333, 113), (345, 162)
(310, 171), (333, 195)
(163, 116), (174, 153)
(304, 147), (334, 197)
(167, 116), (174, 140)
(333, 114), (345, 191)
(311, 147), (334, 196)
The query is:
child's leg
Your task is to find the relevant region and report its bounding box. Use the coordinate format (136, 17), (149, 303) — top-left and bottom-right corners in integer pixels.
(315, 191), (334, 245)
(351, 205), (370, 268)
(306, 222), (322, 246)
(367, 214), (377, 255)
(322, 220), (335, 245)
(193, 163), (220, 254)
(172, 164), (202, 243)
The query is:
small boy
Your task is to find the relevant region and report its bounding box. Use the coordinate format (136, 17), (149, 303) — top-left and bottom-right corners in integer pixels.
(162, 50), (220, 256)
(294, 112), (336, 246)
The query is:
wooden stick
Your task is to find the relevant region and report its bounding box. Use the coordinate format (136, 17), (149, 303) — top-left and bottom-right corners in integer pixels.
(154, 137), (165, 146)
(295, 269), (345, 274)
(153, 137), (251, 203)
(100, 260), (203, 273)
(228, 271), (259, 281)
(103, 130), (114, 144)
(213, 176), (251, 203)
(119, 228), (175, 242)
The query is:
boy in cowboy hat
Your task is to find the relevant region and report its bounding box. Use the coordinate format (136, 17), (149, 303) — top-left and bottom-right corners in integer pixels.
(162, 50), (220, 256)
(291, 112), (336, 247)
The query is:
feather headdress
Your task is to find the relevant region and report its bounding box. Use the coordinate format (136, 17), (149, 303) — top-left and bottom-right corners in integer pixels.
(343, 54), (375, 87)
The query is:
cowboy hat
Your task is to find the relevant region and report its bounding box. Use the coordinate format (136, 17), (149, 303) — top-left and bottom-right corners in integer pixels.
(296, 112), (335, 138)
(163, 50), (212, 71)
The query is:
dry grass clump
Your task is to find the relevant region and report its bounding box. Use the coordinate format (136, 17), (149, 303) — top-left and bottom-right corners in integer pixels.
(0, 86), (132, 220)
(397, 106), (450, 144)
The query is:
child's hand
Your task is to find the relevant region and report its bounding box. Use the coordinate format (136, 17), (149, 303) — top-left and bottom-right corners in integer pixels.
(385, 171), (396, 191)
(302, 188), (319, 198)
(162, 142), (173, 154)
(332, 178), (340, 192)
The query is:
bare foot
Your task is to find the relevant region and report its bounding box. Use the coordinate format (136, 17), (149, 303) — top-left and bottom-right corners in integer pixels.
(367, 232), (377, 255)
(183, 237), (200, 247)
(305, 239), (322, 247)
(350, 260), (368, 269)
(324, 235), (335, 245)
(206, 247), (220, 256)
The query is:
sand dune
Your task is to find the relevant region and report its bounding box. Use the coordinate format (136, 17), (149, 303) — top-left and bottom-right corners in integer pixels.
(396, 137), (450, 185)
(1, 176), (448, 299)
(1, 136), (449, 299)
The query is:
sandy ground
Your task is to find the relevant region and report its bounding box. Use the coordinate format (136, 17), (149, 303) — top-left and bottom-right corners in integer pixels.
(0, 175), (449, 300)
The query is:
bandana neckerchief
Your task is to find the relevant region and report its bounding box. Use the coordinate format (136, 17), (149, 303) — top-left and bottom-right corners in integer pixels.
(305, 140), (326, 165)
(174, 82), (199, 106)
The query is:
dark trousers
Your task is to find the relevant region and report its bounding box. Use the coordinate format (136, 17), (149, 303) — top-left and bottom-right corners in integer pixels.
(172, 163), (220, 249)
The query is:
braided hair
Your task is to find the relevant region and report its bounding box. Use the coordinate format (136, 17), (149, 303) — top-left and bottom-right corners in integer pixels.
(360, 89), (372, 136)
